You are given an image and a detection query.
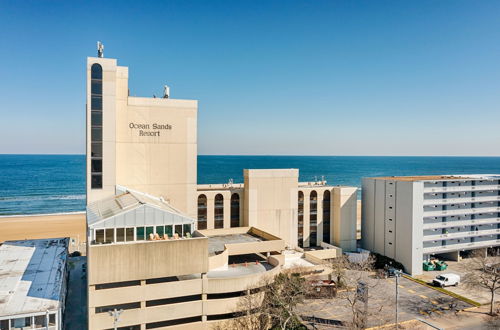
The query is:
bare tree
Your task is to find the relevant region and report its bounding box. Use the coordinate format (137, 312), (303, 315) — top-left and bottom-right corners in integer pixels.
(463, 250), (500, 316)
(213, 268), (308, 330)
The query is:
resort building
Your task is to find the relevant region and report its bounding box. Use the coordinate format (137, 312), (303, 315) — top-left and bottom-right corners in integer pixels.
(0, 238), (69, 330)
(362, 175), (500, 275)
(85, 49), (357, 329)
(85, 52), (358, 252)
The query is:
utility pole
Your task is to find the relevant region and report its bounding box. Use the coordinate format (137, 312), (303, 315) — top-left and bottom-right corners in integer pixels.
(394, 270), (402, 329)
(108, 308), (123, 330)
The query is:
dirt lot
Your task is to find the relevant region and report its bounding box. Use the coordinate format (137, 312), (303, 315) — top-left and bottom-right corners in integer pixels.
(298, 271), (473, 328)
(0, 213), (86, 252)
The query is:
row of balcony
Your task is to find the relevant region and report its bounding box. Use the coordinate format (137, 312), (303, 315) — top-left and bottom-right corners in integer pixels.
(423, 228), (500, 242)
(424, 206), (500, 217)
(423, 184), (500, 194)
(423, 217), (500, 230)
(423, 238), (500, 254)
(423, 195), (500, 206)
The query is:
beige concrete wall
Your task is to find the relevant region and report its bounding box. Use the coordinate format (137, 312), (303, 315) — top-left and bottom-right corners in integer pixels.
(116, 97), (198, 218)
(88, 238), (208, 285)
(332, 187), (357, 252)
(243, 169), (299, 248)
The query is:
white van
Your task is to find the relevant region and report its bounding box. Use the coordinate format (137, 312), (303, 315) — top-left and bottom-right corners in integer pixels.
(433, 273), (460, 288)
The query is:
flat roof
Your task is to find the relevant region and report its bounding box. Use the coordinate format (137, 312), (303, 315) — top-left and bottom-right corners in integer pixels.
(0, 238), (68, 318)
(369, 174), (500, 182)
(207, 233), (265, 255)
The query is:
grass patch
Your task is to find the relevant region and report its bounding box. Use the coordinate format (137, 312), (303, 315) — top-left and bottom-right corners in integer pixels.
(403, 275), (481, 307)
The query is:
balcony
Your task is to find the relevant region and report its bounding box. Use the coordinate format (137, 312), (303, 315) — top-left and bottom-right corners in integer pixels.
(424, 206), (500, 218)
(423, 217), (500, 230)
(423, 239), (500, 254)
(423, 228), (500, 242)
(423, 184), (500, 194)
(423, 195), (500, 206)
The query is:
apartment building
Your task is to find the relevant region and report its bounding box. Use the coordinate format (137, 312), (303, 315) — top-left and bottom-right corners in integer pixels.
(0, 238), (68, 330)
(362, 175), (500, 275)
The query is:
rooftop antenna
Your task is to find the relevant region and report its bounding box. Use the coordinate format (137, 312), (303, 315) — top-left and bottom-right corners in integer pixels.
(97, 41), (104, 58)
(163, 85), (170, 98)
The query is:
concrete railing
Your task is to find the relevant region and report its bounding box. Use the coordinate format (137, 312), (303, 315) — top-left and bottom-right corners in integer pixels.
(423, 195), (500, 206)
(423, 184), (500, 193)
(424, 206), (500, 217)
(208, 248), (229, 271)
(423, 228), (500, 242)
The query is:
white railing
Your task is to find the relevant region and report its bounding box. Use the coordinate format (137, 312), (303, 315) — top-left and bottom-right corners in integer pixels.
(423, 228), (500, 242)
(423, 195), (500, 206)
(423, 217), (500, 230)
(424, 206), (500, 217)
(423, 239), (500, 254)
(423, 184), (500, 194)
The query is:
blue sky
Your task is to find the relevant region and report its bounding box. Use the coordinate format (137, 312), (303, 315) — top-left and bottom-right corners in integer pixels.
(0, 1), (499, 156)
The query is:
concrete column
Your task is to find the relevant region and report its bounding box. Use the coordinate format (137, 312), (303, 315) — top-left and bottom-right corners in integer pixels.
(223, 192), (231, 228)
(303, 192), (310, 248)
(207, 194), (215, 229)
(317, 189), (324, 246)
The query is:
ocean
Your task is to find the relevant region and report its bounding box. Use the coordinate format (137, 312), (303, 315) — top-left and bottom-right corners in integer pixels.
(1, 154), (500, 216)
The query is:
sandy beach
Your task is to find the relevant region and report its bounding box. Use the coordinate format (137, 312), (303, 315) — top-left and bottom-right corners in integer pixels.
(0, 213), (86, 250)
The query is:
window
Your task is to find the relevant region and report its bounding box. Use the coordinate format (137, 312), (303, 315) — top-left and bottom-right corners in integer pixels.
(197, 195), (207, 230)
(323, 190), (331, 244)
(146, 295), (202, 307)
(214, 194), (224, 229)
(116, 228), (125, 242)
(96, 280), (141, 290)
(11, 317), (31, 329)
(175, 225), (182, 236)
(146, 226), (154, 240)
(0, 320), (8, 330)
(96, 302), (140, 314)
(183, 224), (191, 236)
(34, 315), (47, 328)
(136, 227), (145, 241)
(310, 191), (317, 246)
(90, 63), (103, 189)
(165, 225), (173, 237)
(146, 317), (202, 329)
(126, 228), (134, 241)
(230, 193), (240, 227)
(105, 228), (114, 243)
(156, 226), (164, 237)
(298, 191), (304, 247)
(95, 229), (104, 244)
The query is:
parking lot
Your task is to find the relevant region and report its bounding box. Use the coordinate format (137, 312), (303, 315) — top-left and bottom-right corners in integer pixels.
(416, 259), (491, 305)
(298, 272), (473, 328)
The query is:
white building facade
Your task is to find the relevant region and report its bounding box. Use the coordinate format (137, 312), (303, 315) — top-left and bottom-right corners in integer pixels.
(362, 175), (500, 275)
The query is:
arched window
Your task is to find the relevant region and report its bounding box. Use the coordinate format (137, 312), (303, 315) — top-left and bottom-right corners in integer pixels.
(197, 195), (207, 230)
(310, 191), (317, 246)
(90, 63), (103, 189)
(214, 194), (224, 229)
(323, 190), (331, 244)
(230, 193), (240, 228)
(298, 191), (304, 247)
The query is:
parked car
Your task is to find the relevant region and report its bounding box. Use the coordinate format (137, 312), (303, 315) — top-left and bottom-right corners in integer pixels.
(433, 273), (460, 288)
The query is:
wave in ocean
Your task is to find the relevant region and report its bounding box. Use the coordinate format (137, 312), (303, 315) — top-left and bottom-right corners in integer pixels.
(0, 194), (86, 202)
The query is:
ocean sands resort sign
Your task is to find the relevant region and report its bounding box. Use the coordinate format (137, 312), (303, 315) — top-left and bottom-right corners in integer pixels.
(129, 122), (172, 137)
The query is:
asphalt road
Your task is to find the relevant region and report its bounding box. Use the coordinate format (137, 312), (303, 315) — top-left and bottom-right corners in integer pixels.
(63, 256), (87, 330)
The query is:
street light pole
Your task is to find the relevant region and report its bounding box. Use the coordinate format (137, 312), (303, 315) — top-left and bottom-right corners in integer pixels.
(108, 308), (123, 330)
(395, 270), (402, 329)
